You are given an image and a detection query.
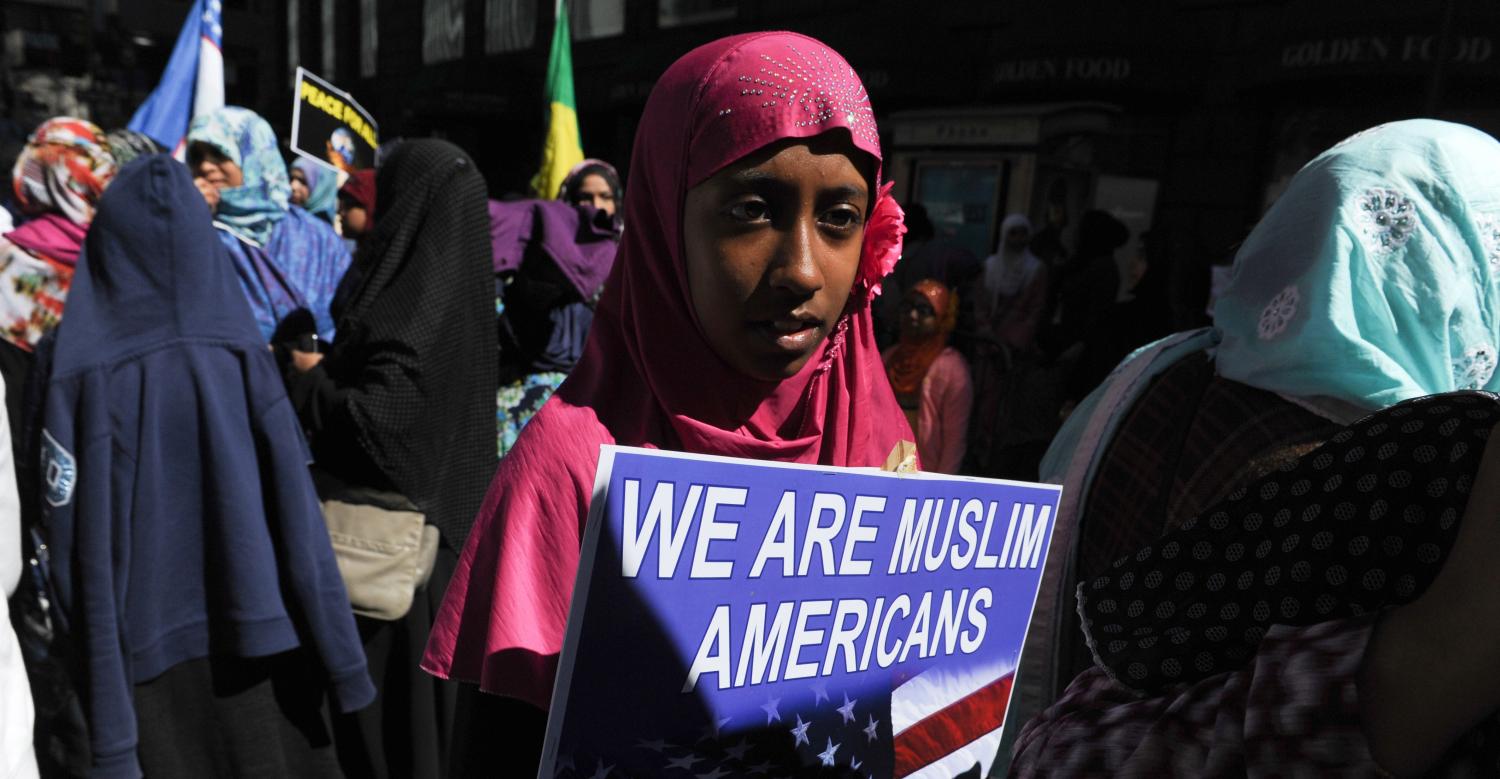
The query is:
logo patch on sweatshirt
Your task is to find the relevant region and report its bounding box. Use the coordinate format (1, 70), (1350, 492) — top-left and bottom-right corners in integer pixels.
(42, 430), (76, 508)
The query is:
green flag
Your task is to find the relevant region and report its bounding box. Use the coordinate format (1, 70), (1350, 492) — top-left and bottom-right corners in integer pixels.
(530, 0), (584, 198)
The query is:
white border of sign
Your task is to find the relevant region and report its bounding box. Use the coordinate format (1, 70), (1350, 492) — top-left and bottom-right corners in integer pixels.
(536, 445), (1064, 779)
(289, 65), (378, 178)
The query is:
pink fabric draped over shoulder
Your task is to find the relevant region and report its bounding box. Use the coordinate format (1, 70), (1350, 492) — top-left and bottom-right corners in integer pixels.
(422, 32), (913, 709)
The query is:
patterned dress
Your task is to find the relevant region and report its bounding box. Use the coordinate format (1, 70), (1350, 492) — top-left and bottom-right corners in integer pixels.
(1012, 392), (1500, 776)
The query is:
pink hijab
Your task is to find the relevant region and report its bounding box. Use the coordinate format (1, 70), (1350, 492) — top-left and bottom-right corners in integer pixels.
(422, 32), (911, 708)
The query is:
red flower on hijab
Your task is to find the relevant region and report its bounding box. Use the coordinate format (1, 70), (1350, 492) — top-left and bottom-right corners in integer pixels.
(855, 181), (907, 302)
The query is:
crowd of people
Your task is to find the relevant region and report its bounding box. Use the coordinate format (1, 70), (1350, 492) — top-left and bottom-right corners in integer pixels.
(2, 28), (1500, 779)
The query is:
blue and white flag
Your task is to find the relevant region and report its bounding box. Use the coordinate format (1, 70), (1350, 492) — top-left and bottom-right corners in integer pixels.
(127, 0), (224, 153)
(542, 446), (1062, 779)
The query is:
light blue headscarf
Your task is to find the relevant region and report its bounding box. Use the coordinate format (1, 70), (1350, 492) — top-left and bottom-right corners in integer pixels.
(1215, 118), (1500, 423)
(291, 156), (339, 224)
(187, 106), (289, 245)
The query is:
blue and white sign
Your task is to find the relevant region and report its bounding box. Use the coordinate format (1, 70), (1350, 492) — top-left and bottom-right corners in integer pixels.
(542, 447), (1062, 779)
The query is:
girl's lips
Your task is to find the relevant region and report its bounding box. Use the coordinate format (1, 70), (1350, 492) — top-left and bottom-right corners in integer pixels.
(750, 318), (823, 353)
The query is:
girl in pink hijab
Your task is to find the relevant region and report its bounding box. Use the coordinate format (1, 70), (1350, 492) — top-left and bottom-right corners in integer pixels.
(424, 31), (910, 768)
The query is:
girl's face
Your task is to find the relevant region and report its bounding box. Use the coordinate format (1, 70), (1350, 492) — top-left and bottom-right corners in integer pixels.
(289, 168), (310, 205)
(187, 141), (244, 189)
(339, 196), (369, 236)
(572, 173), (617, 216)
(900, 289), (940, 339)
(683, 135), (873, 381)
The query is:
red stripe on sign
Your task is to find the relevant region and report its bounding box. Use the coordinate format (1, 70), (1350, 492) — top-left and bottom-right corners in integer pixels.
(892, 672), (1015, 778)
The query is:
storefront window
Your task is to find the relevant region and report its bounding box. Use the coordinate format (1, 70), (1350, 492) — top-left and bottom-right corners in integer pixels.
(572, 0), (624, 40)
(658, 0), (736, 28)
(486, 0), (537, 53)
(423, 0), (465, 64)
(913, 161), (1007, 259)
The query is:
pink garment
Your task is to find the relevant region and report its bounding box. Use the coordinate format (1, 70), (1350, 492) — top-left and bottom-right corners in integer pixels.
(5, 213), (87, 267)
(915, 347), (972, 474)
(422, 32), (912, 709)
(979, 260), (1048, 353)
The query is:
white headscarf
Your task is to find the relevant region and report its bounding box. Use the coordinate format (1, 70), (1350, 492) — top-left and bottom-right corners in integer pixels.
(984, 212), (1041, 300)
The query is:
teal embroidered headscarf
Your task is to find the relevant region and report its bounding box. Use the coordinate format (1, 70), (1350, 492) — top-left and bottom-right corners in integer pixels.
(1214, 119), (1500, 423)
(187, 106), (290, 245)
(291, 156), (339, 224)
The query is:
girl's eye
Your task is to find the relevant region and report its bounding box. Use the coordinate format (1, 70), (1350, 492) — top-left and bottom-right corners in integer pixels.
(727, 200), (770, 222)
(821, 206), (862, 229)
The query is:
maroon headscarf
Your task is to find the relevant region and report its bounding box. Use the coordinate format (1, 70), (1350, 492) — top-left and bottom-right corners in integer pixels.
(423, 32), (910, 708)
(339, 169), (376, 224)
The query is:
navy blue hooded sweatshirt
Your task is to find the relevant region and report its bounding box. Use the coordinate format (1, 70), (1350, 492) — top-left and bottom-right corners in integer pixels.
(40, 156), (375, 777)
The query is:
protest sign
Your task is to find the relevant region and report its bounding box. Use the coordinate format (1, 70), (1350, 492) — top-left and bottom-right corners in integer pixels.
(290, 67), (378, 173)
(541, 446), (1062, 779)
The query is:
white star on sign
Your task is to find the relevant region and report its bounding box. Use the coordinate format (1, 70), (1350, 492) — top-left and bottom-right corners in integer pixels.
(789, 713), (811, 747)
(817, 738), (840, 767)
(588, 759), (613, 779)
(696, 767), (731, 779)
(724, 739), (751, 761)
(811, 681), (830, 705)
(837, 693), (858, 723)
(864, 714), (880, 742)
(760, 697), (781, 724)
(636, 738), (669, 752)
(665, 754), (702, 771)
(851, 756), (863, 770)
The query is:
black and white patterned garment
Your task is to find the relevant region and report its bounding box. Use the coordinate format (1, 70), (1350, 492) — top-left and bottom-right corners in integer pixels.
(1078, 391), (1500, 694)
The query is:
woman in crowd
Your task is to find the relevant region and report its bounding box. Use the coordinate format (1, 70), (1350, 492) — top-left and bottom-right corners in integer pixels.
(490, 166), (621, 457)
(422, 32), (912, 773)
(875, 203), (979, 349)
(1045, 209), (1130, 358)
(186, 106), (350, 343)
(339, 170), (376, 239)
(329, 170), (377, 320)
(0, 118), (114, 354)
(290, 156), (340, 225)
(1008, 119), (1500, 775)
(43, 154), (373, 778)
(884, 279), (972, 474)
(285, 139), (497, 779)
(964, 213), (1056, 481)
(978, 213), (1048, 353)
(556, 158), (622, 221)
(0, 117), (115, 449)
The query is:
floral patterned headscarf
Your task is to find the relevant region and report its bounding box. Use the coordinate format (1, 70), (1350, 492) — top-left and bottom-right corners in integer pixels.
(11, 117), (117, 226)
(1214, 119), (1500, 423)
(187, 106), (290, 245)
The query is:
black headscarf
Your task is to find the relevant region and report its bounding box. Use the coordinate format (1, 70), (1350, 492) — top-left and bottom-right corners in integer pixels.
(326, 139), (498, 546)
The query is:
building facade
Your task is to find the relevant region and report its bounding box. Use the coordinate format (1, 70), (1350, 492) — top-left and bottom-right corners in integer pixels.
(8, 0), (1499, 323)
